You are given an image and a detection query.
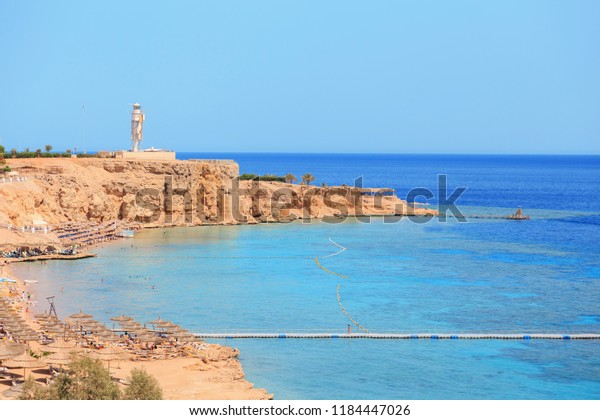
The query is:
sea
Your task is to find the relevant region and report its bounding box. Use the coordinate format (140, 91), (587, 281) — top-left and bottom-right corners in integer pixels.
(13, 153), (600, 399)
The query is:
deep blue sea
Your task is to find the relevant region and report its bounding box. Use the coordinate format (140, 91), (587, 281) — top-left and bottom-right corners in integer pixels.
(14, 154), (600, 399)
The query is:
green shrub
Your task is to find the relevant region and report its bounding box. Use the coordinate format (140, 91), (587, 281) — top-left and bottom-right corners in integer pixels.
(18, 354), (163, 400)
(239, 173), (286, 182)
(20, 355), (120, 400)
(123, 367), (163, 400)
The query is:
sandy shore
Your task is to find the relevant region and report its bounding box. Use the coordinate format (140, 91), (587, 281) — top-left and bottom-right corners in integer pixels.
(0, 263), (273, 400)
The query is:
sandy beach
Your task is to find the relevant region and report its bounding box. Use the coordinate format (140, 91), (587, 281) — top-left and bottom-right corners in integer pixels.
(0, 262), (273, 400)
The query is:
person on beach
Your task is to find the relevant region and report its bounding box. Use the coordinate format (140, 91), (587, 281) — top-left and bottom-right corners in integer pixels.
(347, 324), (351, 334)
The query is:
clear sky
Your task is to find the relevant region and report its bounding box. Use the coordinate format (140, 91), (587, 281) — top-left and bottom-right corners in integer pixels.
(0, 1), (599, 154)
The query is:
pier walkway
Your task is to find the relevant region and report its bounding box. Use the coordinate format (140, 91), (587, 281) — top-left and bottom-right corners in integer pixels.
(195, 332), (600, 340)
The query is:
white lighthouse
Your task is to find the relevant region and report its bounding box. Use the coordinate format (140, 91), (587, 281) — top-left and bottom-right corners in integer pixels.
(130, 103), (145, 152)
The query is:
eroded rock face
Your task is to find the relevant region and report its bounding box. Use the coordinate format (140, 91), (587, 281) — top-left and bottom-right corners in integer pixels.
(0, 158), (240, 227)
(0, 158), (435, 230)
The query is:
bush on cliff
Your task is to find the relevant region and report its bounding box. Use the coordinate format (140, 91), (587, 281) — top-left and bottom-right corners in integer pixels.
(239, 173), (286, 182)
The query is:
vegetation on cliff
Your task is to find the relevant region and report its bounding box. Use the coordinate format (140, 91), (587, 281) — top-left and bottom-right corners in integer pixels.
(239, 173), (286, 182)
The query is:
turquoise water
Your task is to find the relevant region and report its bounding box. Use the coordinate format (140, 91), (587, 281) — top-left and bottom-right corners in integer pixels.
(12, 154), (600, 399)
(15, 215), (600, 399)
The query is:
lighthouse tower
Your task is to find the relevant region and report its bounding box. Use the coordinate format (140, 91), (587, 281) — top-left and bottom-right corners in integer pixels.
(130, 103), (145, 152)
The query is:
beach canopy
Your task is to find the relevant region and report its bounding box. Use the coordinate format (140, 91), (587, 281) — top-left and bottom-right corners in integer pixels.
(2, 383), (25, 399)
(45, 349), (77, 366)
(44, 340), (80, 352)
(90, 347), (127, 371)
(13, 333), (42, 342)
(110, 315), (133, 322)
(0, 341), (26, 359)
(3, 352), (47, 378)
(148, 317), (165, 324)
(69, 310), (94, 319)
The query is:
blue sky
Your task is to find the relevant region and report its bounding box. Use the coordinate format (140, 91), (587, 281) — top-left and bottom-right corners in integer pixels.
(0, 1), (599, 154)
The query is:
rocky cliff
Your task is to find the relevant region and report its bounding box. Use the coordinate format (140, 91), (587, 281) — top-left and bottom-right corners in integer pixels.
(0, 158), (434, 249)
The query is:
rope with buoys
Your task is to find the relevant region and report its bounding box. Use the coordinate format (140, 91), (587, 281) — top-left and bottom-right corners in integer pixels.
(337, 284), (369, 333)
(315, 257), (348, 278)
(315, 238), (370, 333)
(322, 238), (347, 259)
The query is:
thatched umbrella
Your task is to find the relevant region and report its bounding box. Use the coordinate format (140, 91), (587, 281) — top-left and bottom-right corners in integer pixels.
(44, 340), (80, 353)
(69, 310), (93, 320)
(0, 341), (26, 361)
(4, 327), (26, 336)
(2, 320), (28, 329)
(90, 347), (127, 371)
(3, 352), (46, 378)
(2, 382), (25, 399)
(110, 315), (133, 323)
(13, 333), (42, 344)
(33, 313), (50, 319)
(147, 317), (165, 324)
(119, 320), (143, 329)
(45, 349), (78, 371)
(45, 325), (67, 336)
(170, 331), (194, 341)
(80, 319), (105, 329)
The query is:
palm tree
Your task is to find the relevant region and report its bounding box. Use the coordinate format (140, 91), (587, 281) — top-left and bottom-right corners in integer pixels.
(302, 173), (315, 186)
(66, 149), (72, 154)
(35, 149), (42, 157)
(45, 144), (53, 153)
(24, 147), (30, 153)
(10, 148), (17, 158)
(284, 173), (297, 184)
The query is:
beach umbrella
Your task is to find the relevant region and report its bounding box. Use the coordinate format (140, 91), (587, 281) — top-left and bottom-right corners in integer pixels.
(128, 327), (150, 335)
(147, 317), (165, 324)
(135, 334), (163, 343)
(69, 310), (94, 319)
(2, 383), (25, 399)
(4, 324), (24, 332)
(45, 349), (78, 370)
(40, 320), (64, 328)
(5, 328), (27, 337)
(2, 320), (28, 329)
(110, 315), (133, 322)
(119, 319), (142, 327)
(43, 340), (80, 353)
(96, 332), (120, 343)
(0, 313), (19, 321)
(45, 326), (67, 336)
(3, 352), (46, 378)
(90, 347), (127, 371)
(0, 341), (26, 360)
(13, 333), (42, 343)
